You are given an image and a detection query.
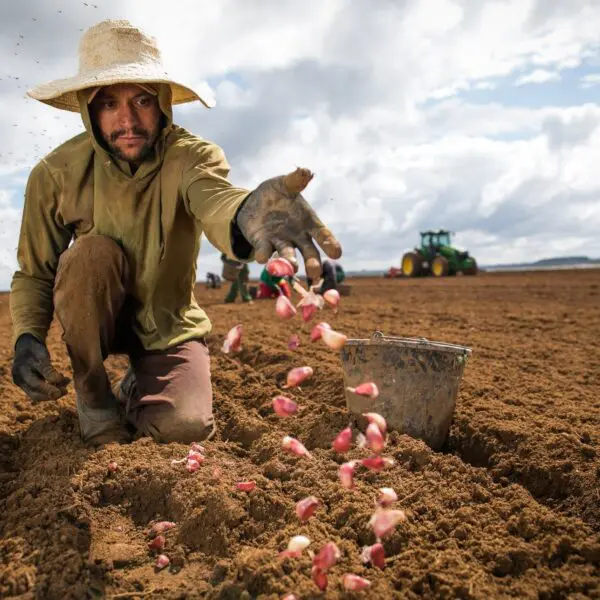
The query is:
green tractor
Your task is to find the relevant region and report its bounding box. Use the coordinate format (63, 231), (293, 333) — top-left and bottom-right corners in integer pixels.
(401, 230), (477, 277)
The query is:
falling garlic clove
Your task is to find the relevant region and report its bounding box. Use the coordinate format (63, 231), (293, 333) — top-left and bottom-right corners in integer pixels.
(287, 334), (300, 350)
(284, 366), (313, 388)
(312, 542), (341, 572)
(301, 303), (318, 322)
(332, 426), (353, 453)
(287, 535), (311, 553)
(310, 321), (331, 342)
(347, 381), (379, 399)
(272, 395), (298, 417)
(361, 456), (395, 472)
(148, 535), (166, 551)
(276, 295), (297, 320)
(155, 554), (170, 570)
(339, 460), (357, 489)
(323, 289), (340, 309)
(369, 508), (407, 538)
(363, 412), (387, 434)
(321, 327), (348, 350)
(222, 324), (243, 354)
(361, 542), (386, 569)
(267, 256), (295, 278)
(366, 422), (386, 454)
(282, 435), (312, 458)
(342, 573), (371, 590)
(236, 481), (256, 492)
(296, 496), (320, 521)
(378, 487), (398, 507)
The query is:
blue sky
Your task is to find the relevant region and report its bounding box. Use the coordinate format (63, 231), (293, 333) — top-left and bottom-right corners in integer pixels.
(1, 0), (600, 290)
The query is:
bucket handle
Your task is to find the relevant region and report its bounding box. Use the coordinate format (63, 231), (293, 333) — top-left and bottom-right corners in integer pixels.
(371, 331), (429, 343)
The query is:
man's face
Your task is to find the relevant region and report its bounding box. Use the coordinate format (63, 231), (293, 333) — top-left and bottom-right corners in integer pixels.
(90, 83), (162, 165)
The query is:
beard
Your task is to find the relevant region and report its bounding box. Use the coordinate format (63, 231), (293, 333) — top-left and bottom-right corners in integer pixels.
(103, 125), (159, 163)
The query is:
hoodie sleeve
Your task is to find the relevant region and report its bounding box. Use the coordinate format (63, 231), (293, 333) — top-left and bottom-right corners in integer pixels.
(181, 140), (254, 261)
(10, 160), (72, 348)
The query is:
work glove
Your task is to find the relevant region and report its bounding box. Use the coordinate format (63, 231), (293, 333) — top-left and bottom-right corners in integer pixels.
(235, 167), (342, 282)
(12, 333), (70, 403)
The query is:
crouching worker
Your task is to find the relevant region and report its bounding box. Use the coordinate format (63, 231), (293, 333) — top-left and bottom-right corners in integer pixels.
(256, 265), (292, 299)
(9, 20), (342, 447)
(221, 254), (252, 303)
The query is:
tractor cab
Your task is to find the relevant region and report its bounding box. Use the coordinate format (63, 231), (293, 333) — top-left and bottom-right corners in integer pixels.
(420, 230), (452, 258)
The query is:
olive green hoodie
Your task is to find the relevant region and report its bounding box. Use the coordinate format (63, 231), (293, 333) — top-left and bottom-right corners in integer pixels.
(10, 84), (251, 350)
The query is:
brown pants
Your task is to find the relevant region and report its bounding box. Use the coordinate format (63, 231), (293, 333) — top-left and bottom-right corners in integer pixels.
(53, 235), (215, 444)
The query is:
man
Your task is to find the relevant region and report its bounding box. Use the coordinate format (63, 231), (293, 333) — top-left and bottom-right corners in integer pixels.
(10, 20), (341, 446)
(220, 253), (252, 303)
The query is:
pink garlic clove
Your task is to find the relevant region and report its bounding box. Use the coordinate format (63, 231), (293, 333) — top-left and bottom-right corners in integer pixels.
(332, 427), (352, 453)
(282, 435), (312, 458)
(339, 461), (357, 489)
(284, 366), (313, 388)
(361, 542), (386, 569)
(378, 487), (398, 507)
(267, 257), (295, 278)
(321, 327), (347, 350)
(212, 466), (222, 479)
(369, 508), (406, 538)
(287, 334), (300, 351)
(323, 289), (341, 309)
(148, 535), (166, 551)
(366, 422), (386, 454)
(282, 595), (298, 600)
(347, 381), (379, 399)
(222, 324), (243, 354)
(186, 459), (201, 473)
(296, 496), (320, 521)
(287, 535), (311, 553)
(312, 566), (328, 591)
(148, 521), (176, 537)
(363, 412), (387, 434)
(236, 481), (256, 492)
(342, 574), (371, 590)
(312, 542), (341, 572)
(301, 303), (318, 322)
(276, 295), (297, 320)
(361, 456), (395, 472)
(190, 442), (205, 454)
(187, 451), (205, 464)
(355, 432), (367, 449)
(272, 395), (298, 417)
(107, 461), (118, 472)
(310, 322), (331, 342)
(155, 554), (170, 570)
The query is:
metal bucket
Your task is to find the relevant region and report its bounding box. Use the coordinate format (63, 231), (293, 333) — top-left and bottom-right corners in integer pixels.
(340, 331), (472, 450)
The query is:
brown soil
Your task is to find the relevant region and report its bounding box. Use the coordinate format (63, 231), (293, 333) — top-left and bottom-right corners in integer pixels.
(0, 270), (598, 599)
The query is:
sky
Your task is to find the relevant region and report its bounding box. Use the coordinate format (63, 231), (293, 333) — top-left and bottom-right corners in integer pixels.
(1, 0), (600, 290)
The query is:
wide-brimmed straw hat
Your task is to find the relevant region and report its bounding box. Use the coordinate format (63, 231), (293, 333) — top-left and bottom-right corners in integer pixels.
(27, 19), (215, 112)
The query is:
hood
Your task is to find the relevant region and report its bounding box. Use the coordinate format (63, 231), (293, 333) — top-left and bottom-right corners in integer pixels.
(76, 83), (174, 178)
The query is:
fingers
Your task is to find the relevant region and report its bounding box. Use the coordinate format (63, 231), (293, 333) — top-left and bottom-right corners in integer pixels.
(311, 225), (343, 260)
(254, 239), (275, 264)
(295, 233), (322, 282)
(41, 363), (71, 388)
(19, 370), (66, 403)
(282, 168), (314, 196)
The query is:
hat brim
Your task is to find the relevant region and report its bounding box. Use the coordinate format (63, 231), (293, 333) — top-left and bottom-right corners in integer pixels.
(27, 62), (215, 112)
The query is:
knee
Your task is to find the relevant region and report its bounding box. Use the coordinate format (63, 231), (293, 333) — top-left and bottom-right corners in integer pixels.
(147, 409), (216, 444)
(58, 235), (128, 277)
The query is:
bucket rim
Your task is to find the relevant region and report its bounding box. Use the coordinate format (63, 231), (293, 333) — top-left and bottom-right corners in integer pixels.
(344, 331), (472, 355)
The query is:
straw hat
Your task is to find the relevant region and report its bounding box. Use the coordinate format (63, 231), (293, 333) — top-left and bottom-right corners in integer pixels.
(27, 19), (215, 112)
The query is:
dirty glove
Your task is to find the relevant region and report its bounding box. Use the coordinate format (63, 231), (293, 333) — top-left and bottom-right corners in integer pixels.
(12, 333), (70, 403)
(235, 167), (342, 282)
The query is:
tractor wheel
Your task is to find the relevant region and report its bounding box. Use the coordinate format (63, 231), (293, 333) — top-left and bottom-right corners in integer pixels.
(431, 256), (449, 277)
(401, 252), (422, 277)
(464, 259), (478, 275)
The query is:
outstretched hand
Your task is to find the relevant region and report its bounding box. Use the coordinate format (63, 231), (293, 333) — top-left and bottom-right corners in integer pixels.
(235, 168), (342, 282)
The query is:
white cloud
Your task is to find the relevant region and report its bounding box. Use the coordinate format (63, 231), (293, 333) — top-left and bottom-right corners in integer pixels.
(0, 0), (599, 293)
(515, 69), (562, 86)
(580, 73), (600, 88)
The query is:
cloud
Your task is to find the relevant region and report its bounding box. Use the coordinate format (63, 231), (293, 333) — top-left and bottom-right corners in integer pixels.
(580, 73), (600, 88)
(0, 0), (599, 293)
(515, 69), (562, 86)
